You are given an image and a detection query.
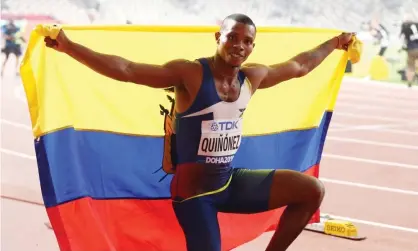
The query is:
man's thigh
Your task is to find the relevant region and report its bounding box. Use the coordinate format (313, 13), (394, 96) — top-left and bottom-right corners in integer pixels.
(219, 168), (323, 213)
(11, 45), (22, 57)
(407, 49), (418, 71)
(267, 169), (324, 210)
(218, 168), (275, 214)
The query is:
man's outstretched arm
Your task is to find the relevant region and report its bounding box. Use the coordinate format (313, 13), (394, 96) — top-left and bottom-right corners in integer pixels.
(44, 30), (185, 89)
(249, 33), (353, 90)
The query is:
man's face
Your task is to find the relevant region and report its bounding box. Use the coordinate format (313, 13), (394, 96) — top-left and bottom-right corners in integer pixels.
(215, 19), (256, 67)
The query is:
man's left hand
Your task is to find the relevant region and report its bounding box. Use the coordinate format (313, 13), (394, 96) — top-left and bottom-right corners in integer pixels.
(336, 32), (355, 51)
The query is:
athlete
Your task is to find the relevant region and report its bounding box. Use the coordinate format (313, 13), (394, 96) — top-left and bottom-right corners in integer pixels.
(43, 14), (354, 251)
(369, 18), (389, 57)
(400, 15), (418, 87)
(1, 20), (25, 77)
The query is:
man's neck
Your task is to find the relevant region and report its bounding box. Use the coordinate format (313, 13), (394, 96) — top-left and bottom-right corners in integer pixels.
(211, 54), (240, 80)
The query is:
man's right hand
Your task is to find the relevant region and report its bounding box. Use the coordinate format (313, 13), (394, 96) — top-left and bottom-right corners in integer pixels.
(44, 29), (70, 53)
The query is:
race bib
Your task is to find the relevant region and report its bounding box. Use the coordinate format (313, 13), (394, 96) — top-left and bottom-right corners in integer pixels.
(198, 119), (243, 164)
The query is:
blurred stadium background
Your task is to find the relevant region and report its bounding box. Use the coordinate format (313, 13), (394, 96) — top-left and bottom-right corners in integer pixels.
(1, 0), (418, 83)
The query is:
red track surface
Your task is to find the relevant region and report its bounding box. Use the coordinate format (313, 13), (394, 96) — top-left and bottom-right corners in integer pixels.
(1, 61), (418, 250)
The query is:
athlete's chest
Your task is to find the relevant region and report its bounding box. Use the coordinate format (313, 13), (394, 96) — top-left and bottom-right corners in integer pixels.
(199, 82), (250, 120)
(214, 77), (241, 103)
(194, 80), (250, 163)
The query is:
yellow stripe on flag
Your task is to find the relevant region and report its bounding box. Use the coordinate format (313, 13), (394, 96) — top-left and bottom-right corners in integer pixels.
(20, 25), (358, 137)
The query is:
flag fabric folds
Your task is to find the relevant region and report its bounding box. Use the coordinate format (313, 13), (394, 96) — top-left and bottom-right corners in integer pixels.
(20, 24), (357, 251)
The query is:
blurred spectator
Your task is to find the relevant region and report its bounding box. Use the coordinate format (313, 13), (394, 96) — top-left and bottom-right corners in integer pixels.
(1, 19), (26, 77)
(399, 14), (418, 87)
(369, 18), (390, 57)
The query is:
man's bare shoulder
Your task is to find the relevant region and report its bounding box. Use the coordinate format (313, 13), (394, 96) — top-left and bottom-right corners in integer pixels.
(163, 58), (204, 93)
(241, 62), (269, 75)
(164, 58), (201, 71)
(240, 63), (269, 89)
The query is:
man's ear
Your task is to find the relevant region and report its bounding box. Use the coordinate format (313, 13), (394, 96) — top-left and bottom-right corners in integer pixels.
(215, 31), (221, 44)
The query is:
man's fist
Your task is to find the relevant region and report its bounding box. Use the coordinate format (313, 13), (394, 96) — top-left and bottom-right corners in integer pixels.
(336, 32), (355, 51)
(44, 29), (71, 53)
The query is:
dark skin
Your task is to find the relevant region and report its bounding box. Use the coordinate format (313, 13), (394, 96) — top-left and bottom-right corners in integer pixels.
(44, 20), (353, 251)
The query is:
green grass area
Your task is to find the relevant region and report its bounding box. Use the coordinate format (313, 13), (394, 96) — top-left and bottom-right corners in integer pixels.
(349, 42), (409, 84)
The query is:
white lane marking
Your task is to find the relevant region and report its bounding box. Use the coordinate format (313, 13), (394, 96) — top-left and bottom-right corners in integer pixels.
(320, 178), (418, 196)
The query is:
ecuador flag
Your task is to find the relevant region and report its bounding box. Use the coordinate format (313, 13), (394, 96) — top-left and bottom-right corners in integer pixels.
(20, 25), (360, 251)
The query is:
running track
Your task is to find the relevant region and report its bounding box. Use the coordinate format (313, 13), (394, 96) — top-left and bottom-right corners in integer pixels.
(1, 64), (418, 251)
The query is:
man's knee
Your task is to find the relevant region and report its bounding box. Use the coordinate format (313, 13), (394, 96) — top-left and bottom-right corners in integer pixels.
(268, 171), (325, 209)
(294, 174), (325, 204)
(309, 178), (325, 206)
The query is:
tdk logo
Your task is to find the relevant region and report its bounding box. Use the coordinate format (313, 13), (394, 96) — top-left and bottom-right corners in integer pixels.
(210, 121), (238, 131)
(210, 122), (219, 131)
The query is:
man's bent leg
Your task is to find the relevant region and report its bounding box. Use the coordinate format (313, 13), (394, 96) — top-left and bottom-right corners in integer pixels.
(266, 170), (325, 251)
(13, 45), (22, 76)
(172, 196), (221, 251)
(406, 49), (418, 87)
(1, 52), (10, 77)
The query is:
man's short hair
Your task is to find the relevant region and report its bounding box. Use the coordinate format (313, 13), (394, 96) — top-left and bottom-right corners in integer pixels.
(221, 13), (256, 31)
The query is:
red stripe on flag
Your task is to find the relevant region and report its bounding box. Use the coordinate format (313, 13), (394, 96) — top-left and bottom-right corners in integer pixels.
(46, 164), (320, 251)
